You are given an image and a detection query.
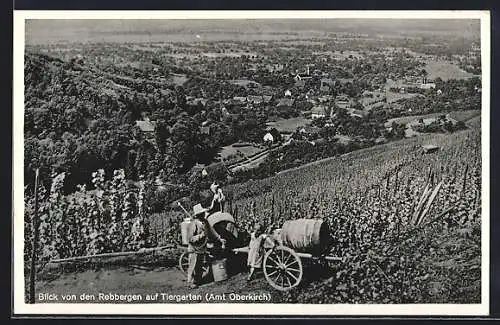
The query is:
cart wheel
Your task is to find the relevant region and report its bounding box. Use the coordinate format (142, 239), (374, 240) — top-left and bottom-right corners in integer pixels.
(179, 252), (190, 275)
(178, 252), (210, 278)
(263, 246), (303, 291)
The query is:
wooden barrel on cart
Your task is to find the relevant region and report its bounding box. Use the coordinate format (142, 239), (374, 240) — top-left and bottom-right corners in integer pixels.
(207, 212), (240, 248)
(280, 219), (331, 255)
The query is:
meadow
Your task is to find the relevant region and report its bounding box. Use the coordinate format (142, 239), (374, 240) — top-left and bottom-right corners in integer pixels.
(424, 60), (478, 81)
(266, 117), (311, 134)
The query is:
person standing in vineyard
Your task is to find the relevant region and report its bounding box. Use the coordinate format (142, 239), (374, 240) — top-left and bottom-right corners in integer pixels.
(247, 222), (267, 281)
(207, 182), (225, 214)
(186, 202), (227, 288)
(186, 204), (209, 289)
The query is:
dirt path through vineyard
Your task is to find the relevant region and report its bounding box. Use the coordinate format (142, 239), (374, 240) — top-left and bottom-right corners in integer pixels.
(35, 265), (279, 303)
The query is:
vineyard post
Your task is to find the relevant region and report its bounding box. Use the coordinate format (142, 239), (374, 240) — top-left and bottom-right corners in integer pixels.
(476, 186), (481, 210)
(160, 212), (165, 246)
(385, 173), (390, 201)
(271, 194), (275, 222)
(462, 164), (469, 197)
(377, 184), (381, 215)
(393, 168), (399, 195)
(395, 203), (400, 237)
(452, 163), (457, 184)
(29, 168), (40, 304)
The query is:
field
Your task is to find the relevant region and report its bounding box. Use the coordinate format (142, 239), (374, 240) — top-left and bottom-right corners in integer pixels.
(384, 79), (424, 103)
(202, 52), (259, 58)
(385, 113), (446, 127)
(384, 110), (480, 138)
(466, 115), (481, 128)
(385, 110), (480, 128)
(219, 143), (264, 161)
(312, 50), (365, 60)
(424, 60), (478, 81)
(230, 151), (270, 173)
(228, 79), (262, 88)
(385, 91), (422, 104)
(448, 110), (481, 123)
(266, 117), (311, 134)
(168, 74), (189, 86)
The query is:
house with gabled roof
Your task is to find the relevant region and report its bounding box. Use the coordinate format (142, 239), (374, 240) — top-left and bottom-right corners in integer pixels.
(294, 73), (312, 88)
(277, 97), (295, 108)
(335, 94), (353, 109)
(263, 95), (273, 103)
(247, 95), (264, 105)
(321, 78), (335, 89)
(233, 96), (247, 104)
(310, 105), (327, 119)
(135, 119), (156, 133)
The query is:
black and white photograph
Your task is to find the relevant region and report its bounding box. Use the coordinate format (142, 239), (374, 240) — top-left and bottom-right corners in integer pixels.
(13, 11), (490, 316)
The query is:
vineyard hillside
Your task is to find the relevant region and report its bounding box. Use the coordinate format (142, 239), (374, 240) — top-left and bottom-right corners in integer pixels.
(223, 127), (481, 303)
(32, 128), (481, 304)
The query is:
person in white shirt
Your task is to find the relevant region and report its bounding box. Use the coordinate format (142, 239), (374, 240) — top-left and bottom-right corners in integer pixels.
(247, 222), (267, 281)
(207, 182), (225, 214)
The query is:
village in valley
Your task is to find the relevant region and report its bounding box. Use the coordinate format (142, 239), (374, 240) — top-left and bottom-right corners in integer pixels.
(131, 37), (480, 178)
(25, 21), (481, 190)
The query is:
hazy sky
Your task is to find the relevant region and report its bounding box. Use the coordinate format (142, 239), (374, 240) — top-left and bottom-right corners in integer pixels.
(25, 19), (481, 45)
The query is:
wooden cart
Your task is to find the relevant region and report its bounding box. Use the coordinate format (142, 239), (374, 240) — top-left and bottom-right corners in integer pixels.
(179, 237), (344, 292)
(180, 213), (342, 292)
(234, 242), (343, 292)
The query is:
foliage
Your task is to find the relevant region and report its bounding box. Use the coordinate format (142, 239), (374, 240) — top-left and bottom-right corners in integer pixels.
(24, 52), (267, 194)
(25, 169), (152, 263)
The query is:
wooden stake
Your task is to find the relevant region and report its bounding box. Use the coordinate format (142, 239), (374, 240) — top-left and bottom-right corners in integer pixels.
(394, 167), (399, 195)
(475, 188), (481, 210)
(29, 169), (39, 304)
(411, 183), (431, 225)
(160, 213), (165, 246)
(377, 185), (381, 215)
(452, 163), (457, 184)
(462, 164), (469, 197)
(417, 181), (443, 226)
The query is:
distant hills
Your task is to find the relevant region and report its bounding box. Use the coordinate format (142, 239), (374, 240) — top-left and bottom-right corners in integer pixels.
(25, 18), (480, 45)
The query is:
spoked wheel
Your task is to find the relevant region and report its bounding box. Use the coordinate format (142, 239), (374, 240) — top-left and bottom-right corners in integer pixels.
(179, 252), (190, 275)
(178, 252), (211, 278)
(263, 246), (303, 291)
